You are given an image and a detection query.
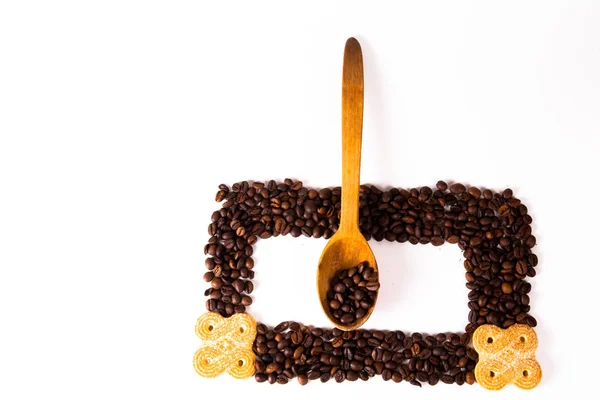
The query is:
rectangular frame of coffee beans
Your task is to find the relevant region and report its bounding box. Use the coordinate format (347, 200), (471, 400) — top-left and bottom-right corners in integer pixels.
(196, 179), (540, 388)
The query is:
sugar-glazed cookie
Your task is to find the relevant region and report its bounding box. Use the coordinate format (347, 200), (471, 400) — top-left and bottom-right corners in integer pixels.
(473, 324), (542, 390)
(193, 312), (256, 379)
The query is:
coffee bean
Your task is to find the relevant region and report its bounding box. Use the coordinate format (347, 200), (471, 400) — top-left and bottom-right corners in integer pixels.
(525, 235), (536, 248)
(211, 278), (222, 289)
(274, 321), (289, 333)
(501, 282), (513, 294)
(340, 313), (355, 324)
(329, 299), (341, 310)
(307, 370), (320, 380)
(498, 204), (510, 217)
(298, 374), (308, 385)
(354, 289), (366, 300)
(466, 371), (476, 385)
(291, 331), (303, 345)
(205, 299), (216, 311)
(334, 369), (345, 383)
(288, 322), (300, 332)
(468, 187), (481, 197)
(456, 371), (466, 385)
(447, 235), (460, 244)
(381, 369), (392, 381)
(469, 236), (482, 247)
(232, 279), (245, 293)
(516, 260), (528, 275)
(436, 181), (448, 191)
(411, 343), (420, 356)
(418, 348), (432, 360)
(450, 183), (466, 194)
(346, 370), (358, 381)
(355, 308), (366, 319)
(350, 360), (363, 371)
(265, 363), (279, 374)
(334, 283), (346, 293)
(431, 236), (444, 246)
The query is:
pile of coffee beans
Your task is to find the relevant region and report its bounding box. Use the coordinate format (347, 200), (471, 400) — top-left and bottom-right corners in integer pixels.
(203, 179), (539, 385)
(327, 262), (378, 325)
(253, 321), (477, 386)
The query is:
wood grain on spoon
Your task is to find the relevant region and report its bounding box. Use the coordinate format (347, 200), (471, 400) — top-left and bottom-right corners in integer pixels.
(317, 38), (378, 330)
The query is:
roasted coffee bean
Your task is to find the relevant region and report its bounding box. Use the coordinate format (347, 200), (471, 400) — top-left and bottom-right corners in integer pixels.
(203, 271), (214, 282)
(291, 331), (303, 345)
(211, 277), (222, 290)
(274, 321), (289, 333)
(416, 372), (428, 382)
(340, 314), (355, 324)
(346, 370), (358, 381)
(429, 373), (440, 386)
(206, 299), (216, 311)
(450, 183), (466, 194)
(265, 363), (279, 374)
(298, 374), (308, 385)
(498, 204), (510, 217)
(307, 370), (320, 380)
(319, 188), (332, 199)
(501, 282), (513, 294)
(525, 315), (537, 327)
(411, 343), (420, 356)
(232, 279), (245, 293)
(436, 180), (448, 191)
(381, 369), (392, 381)
(516, 260), (528, 275)
(468, 187), (481, 197)
(418, 348), (432, 360)
(502, 188), (513, 199)
(466, 371), (476, 385)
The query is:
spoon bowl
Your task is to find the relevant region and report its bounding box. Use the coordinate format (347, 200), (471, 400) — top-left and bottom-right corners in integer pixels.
(316, 37), (379, 330)
(317, 231), (378, 330)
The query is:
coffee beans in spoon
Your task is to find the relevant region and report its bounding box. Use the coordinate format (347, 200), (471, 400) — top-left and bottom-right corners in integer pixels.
(326, 261), (379, 325)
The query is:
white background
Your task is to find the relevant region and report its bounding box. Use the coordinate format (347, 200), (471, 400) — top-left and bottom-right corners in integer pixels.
(1, 1), (599, 399)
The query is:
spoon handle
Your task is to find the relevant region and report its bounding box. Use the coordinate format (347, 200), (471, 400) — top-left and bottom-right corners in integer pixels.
(339, 37), (364, 234)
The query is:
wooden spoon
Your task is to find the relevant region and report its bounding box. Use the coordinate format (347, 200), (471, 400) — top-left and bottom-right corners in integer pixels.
(317, 38), (378, 330)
